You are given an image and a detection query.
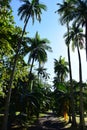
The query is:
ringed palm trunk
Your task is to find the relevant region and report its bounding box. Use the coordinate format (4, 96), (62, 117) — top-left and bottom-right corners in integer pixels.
(2, 15), (30, 130)
(67, 23), (76, 126)
(77, 43), (85, 130)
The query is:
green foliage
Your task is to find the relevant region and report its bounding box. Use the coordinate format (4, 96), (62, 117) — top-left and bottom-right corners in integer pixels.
(0, 7), (29, 95)
(0, 0), (11, 9)
(0, 9), (15, 55)
(54, 56), (69, 83)
(27, 31), (52, 65)
(18, 0), (47, 24)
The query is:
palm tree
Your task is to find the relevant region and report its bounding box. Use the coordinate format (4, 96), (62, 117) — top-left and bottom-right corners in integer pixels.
(54, 56), (69, 83)
(56, 0), (87, 60)
(64, 25), (85, 130)
(26, 32), (52, 92)
(36, 67), (47, 78)
(72, 0), (87, 60)
(66, 22), (77, 126)
(55, 0), (75, 25)
(18, 0), (47, 37)
(27, 32), (52, 77)
(56, 0), (76, 126)
(2, 1), (47, 130)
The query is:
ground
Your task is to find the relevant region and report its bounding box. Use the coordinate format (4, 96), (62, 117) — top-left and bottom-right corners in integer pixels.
(11, 112), (80, 130)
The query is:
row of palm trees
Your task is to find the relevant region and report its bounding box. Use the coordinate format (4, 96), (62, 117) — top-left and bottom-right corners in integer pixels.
(56, 0), (87, 130)
(1, 0), (87, 130)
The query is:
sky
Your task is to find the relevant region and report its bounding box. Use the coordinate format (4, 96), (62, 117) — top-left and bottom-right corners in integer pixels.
(10, 0), (87, 84)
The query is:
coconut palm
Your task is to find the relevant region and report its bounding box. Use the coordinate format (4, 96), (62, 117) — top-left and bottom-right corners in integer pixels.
(25, 32), (52, 91)
(55, 0), (75, 25)
(56, 0), (76, 126)
(18, 0), (47, 37)
(72, 0), (87, 60)
(2, 1), (47, 130)
(66, 22), (77, 126)
(64, 25), (85, 130)
(57, 0), (87, 60)
(36, 66), (50, 80)
(54, 56), (69, 83)
(27, 32), (52, 77)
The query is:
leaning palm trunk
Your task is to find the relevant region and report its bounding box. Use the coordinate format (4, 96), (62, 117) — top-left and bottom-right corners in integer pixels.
(1, 41), (21, 130)
(2, 15), (30, 130)
(77, 43), (85, 130)
(67, 23), (76, 126)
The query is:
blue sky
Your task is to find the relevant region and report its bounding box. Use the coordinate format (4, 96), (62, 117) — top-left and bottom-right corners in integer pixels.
(10, 0), (87, 84)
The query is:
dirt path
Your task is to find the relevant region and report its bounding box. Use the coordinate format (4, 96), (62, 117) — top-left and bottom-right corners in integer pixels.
(11, 112), (87, 130)
(27, 112), (68, 130)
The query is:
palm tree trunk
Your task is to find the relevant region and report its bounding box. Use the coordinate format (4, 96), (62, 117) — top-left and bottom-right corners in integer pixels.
(21, 15), (30, 38)
(77, 44), (85, 130)
(67, 45), (76, 126)
(2, 15), (30, 130)
(1, 41), (20, 130)
(85, 20), (87, 61)
(67, 22), (76, 126)
(38, 62), (41, 81)
(28, 57), (35, 92)
(29, 57), (34, 77)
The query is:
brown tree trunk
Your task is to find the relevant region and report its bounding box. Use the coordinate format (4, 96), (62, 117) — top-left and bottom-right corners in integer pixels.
(67, 45), (76, 126)
(77, 44), (85, 130)
(1, 44), (20, 130)
(85, 20), (87, 61)
(67, 22), (76, 126)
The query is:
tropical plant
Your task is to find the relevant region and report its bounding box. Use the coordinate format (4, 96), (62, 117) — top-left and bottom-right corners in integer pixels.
(64, 25), (85, 129)
(2, 1), (47, 130)
(71, 0), (87, 61)
(52, 82), (70, 116)
(56, 0), (87, 60)
(26, 31), (52, 91)
(18, 0), (47, 36)
(56, 0), (76, 125)
(0, 0), (11, 8)
(54, 56), (69, 83)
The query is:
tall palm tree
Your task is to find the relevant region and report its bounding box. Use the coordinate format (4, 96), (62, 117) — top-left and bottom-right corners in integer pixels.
(2, 1), (47, 130)
(18, 0), (47, 37)
(56, 0), (87, 60)
(36, 66), (50, 81)
(64, 25), (85, 130)
(55, 0), (75, 25)
(54, 56), (69, 82)
(66, 22), (77, 126)
(26, 31), (52, 79)
(72, 0), (87, 60)
(56, 0), (76, 126)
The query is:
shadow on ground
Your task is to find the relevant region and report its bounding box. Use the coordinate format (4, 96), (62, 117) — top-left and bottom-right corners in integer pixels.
(11, 112), (81, 130)
(26, 120), (67, 130)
